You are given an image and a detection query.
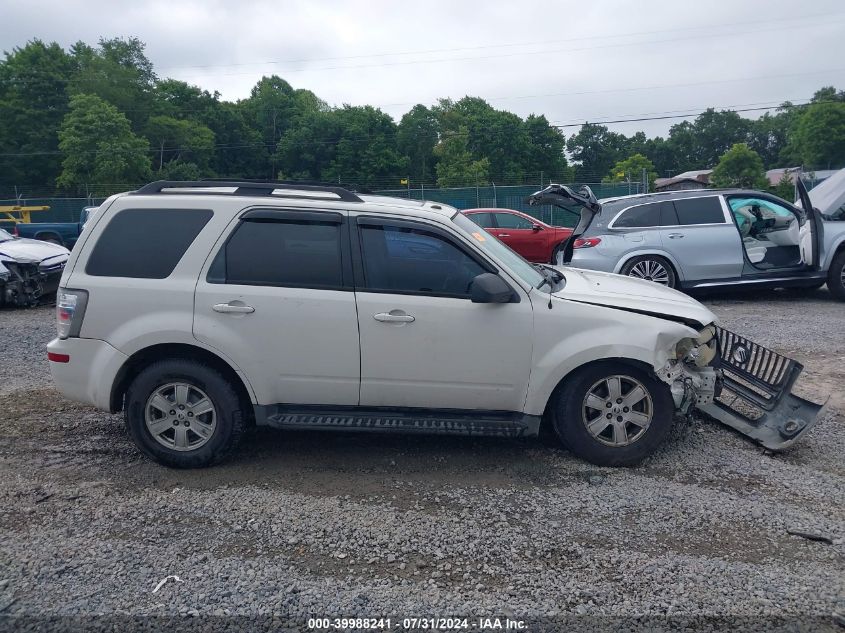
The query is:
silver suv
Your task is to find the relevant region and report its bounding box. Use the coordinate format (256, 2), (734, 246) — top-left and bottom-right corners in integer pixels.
(48, 180), (825, 468)
(545, 170), (845, 299)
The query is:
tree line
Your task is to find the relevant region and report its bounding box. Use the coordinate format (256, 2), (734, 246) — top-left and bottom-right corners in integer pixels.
(1, 37), (843, 197)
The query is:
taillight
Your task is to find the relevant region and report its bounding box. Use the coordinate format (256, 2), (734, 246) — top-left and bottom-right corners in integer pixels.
(56, 288), (88, 339)
(573, 237), (601, 249)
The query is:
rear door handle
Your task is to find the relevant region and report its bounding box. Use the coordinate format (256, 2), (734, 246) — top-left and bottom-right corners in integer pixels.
(374, 312), (415, 323)
(667, 233), (685, 239)
(213, 302), (255, 314)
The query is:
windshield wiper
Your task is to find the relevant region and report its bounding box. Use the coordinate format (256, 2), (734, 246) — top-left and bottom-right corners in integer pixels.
(533, 264), (564, 289)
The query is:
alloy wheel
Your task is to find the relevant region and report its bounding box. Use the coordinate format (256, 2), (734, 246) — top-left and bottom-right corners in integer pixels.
(582, 375), (653, 447)
(628, 259), (670, 285)
(144, 382), (217, 451)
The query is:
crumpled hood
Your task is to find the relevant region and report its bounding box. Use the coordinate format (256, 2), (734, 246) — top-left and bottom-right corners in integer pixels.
(0, 237), (70, 263)
(553, 266), (717, 327)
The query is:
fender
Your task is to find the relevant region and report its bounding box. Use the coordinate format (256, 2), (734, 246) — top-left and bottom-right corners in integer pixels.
(614, 249), (686, 281)
(822, 233), (845, 271)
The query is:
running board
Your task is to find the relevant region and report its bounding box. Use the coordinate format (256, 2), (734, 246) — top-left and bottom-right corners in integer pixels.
(254, 405), (542, 438)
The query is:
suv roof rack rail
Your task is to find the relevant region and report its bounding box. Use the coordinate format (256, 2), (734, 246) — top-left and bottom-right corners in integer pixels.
(133, 180), (364, 203)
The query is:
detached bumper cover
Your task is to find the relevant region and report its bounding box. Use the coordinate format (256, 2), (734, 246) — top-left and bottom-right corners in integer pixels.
(696, 327), (828, 450)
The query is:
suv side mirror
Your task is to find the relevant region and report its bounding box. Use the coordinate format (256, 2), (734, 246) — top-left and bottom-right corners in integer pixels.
(470, 273), (515, 303)
(532, 223), (542, 232)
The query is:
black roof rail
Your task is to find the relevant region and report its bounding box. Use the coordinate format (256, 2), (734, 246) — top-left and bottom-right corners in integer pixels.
(132, 180), (364, 203)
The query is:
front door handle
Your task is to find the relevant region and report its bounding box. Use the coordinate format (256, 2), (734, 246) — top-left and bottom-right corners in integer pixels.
(667, 233), (685, 239)
(374, 311), (415, 323)
(498, 233), (511, 237)
(213, 302), (255, 314)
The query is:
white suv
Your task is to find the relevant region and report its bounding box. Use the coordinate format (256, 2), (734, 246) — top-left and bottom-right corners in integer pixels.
(47, 181), (825, 468)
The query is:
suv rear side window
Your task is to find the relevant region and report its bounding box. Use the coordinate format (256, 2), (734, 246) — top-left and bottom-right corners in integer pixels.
(613, 203), (661, 228)
(358, 223), (486, 297)
(209, 216), (344, 289)
(673, 197), (725, 225)
(86, 208), (212, 278)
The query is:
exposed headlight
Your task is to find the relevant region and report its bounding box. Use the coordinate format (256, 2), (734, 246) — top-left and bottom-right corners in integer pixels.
(676, 325), (717, 367)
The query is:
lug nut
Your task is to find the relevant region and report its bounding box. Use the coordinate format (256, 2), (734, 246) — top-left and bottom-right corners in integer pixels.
(183, 420), (190, 427)
(187, 412), (193, 417)
(623, 407), (629, 413)
(617, 416), (623, 422)
(172, 420), (178, 426)
(179, 405), (185, 410)
(616, 398), (623, 404)
(169, 410), (175, 415)
(606, 402), (612, 408)
(606, 413), (612, 419)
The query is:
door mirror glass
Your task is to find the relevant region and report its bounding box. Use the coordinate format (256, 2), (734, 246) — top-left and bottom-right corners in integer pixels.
(470, 273), (515, 303)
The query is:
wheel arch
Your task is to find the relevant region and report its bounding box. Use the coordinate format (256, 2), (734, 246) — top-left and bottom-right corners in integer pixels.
(539, 357), (656, 423)
(110, 342), (255, 417)
(614, 250), (684, 281)
(35, 231), (63, 245)
(822, 235), (845, 271)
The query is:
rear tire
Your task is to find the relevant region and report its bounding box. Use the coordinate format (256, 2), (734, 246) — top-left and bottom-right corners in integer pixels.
(621, 255), (677, 289)
(124, 359), (245, 468)
(828, 250), (845, 301)
(550, 361), (674, 466)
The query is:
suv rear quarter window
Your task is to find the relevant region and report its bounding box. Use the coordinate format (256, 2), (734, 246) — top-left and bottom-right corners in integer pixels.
(612, 202), (661, 228)
(85, 208), (212, 278)
(672, 197), (725, 225)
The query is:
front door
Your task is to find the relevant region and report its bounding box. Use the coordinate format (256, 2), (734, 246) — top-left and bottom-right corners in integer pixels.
(352, 216), (534, 411)
(796, 178), (822, 268)
(193, 208), (360, 406)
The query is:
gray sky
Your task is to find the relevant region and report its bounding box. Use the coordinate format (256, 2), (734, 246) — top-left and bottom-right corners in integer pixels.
(3, 0), (845, 138)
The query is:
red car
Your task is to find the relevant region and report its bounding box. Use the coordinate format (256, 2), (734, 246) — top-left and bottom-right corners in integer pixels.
(462, 208), (573, 263)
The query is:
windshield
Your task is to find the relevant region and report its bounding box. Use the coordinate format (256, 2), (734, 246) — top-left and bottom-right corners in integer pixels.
(452, 213), (545, 288)
(0, 229), (13, 242)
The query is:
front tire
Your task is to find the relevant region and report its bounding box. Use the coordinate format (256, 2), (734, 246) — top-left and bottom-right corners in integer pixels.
(621, 255), (677, 288)
(125, 359), (245, 468)
(828, 250), (845, 301)
(550, 361), (674, 466)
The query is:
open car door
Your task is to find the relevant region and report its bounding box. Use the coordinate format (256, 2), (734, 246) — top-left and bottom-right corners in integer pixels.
(527, 184), (601, 264)
(795, 177), (823, 269)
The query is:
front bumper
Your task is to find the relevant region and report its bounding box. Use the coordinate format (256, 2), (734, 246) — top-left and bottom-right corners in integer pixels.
(697, 327), (828, 450)
(47, 337), (128, 411)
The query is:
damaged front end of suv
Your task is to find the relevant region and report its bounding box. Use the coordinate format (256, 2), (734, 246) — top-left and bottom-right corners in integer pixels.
(531, 184), (829, 451)
(0, 229), (69, 308)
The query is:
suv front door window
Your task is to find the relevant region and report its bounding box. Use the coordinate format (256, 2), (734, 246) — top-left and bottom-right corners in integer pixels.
(353, 217), (534, 411)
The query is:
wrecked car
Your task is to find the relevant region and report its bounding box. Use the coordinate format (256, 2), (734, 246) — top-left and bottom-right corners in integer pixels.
(528, 184), (827, 455)
(552, 168), (845, 300)
(0, 228), (69, 307)
(47, 180), (825, 469)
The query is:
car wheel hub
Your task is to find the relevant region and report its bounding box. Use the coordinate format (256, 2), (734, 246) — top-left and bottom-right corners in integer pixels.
(144, 382), (217, 451)
(582, 375), (653, 447)
(629, 260), (670, 285)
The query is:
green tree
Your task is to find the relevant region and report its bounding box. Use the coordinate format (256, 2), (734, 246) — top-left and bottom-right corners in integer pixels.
(0, 40), (74, 190)
(709, 143), (767, 189)
(788, 102), (845, 168)
(667, 109), (751, 171)
(770, 172), (795, 200)
(69, 37), (156, 130)
(57, 94), (151, 189)
(565, 123), (630, 181)
(144, 115), (215, 174)
(397, 104), (438, 183)
(524, 114), (568, 179)
(605, 154), (658, 191)
(433, 129), (490, 187)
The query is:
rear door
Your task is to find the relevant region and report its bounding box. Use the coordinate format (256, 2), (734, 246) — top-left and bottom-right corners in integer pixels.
(658, 196), (743, 281)
(193, 208), (361, 406)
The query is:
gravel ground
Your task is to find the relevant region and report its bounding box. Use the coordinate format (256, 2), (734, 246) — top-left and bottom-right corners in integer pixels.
(0, 288), (843, 632)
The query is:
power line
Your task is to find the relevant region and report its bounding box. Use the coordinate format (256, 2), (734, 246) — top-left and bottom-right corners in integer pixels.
(151, 12), (844, 71)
